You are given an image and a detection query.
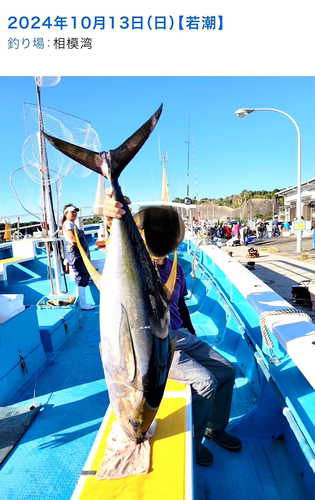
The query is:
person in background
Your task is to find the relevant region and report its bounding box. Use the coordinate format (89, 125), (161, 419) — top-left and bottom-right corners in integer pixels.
(233, 222), (240, 238)
(208, 226), (217, 240)
(257, 222), (263, 240)
(224, 225), (231, 240)
(104, 190), (242, 467)
(61, 204), (95, 311)
(217, 225), (226, 240)
(240, 223), (250, 246)
(272, 215), (281, 238)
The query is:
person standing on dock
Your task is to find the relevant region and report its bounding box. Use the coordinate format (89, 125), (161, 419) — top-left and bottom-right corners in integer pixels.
(104, 191), (242, 467)
(271, 215), (281, 238)
(61, 204), (95, 311)
(233, 221), (240, 238)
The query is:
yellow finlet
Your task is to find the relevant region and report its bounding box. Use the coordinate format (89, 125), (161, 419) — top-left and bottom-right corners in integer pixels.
(74, 230), (102, 290)
(163, 248), (177, 302)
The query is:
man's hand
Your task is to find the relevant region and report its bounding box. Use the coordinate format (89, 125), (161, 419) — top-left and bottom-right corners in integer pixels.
(103, 188), (131, 227)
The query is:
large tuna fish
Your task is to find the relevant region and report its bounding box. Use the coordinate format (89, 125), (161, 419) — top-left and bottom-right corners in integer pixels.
(43, 105), (178, 443)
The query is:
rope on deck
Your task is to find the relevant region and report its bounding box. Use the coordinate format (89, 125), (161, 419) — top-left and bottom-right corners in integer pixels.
(259, 308), (312, 363)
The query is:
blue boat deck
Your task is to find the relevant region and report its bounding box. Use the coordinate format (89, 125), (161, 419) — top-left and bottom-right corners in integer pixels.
(1, 308), (107, 500)
(0, 238), (314, 499)
(1, 313), (311, 500)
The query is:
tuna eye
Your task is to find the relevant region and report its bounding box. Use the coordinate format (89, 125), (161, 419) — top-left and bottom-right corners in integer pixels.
(129, 419), (141, 429)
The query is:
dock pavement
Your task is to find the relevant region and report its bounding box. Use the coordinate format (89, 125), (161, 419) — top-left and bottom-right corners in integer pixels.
(220, 233), (315, 322)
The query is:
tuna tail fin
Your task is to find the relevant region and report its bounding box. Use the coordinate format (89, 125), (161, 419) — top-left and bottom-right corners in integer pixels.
(43, 103), (163, 180)
(163, 248), (178, 302)
(108, 103), (163, 179)
(43, 132), (104, 176)
(74, 230), (102, 290)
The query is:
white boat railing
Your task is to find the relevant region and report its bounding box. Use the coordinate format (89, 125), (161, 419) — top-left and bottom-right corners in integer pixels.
(185, 233), (315, 476)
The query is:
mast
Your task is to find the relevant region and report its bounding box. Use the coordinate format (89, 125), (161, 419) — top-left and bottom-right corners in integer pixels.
(93, 174), (106, 215)
(161, 151), (169, 202)
(158, 136), (169, 202)
(193, 136), (201, 224)
(35, 78), (62, 295)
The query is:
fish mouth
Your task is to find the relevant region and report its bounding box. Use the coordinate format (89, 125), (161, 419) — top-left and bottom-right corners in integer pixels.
(125, 405), (157, 443)
(127, 419), (145, 444)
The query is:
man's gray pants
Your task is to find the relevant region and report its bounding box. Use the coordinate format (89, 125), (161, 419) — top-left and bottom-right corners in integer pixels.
(169, 328), (236, 447)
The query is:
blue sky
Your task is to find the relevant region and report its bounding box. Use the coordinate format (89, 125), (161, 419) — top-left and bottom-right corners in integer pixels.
(1, 76), (315, 220)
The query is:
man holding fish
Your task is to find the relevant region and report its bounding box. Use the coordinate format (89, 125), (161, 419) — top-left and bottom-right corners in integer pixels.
(44, 104), (241, 468)
(104, 192), (242, 467)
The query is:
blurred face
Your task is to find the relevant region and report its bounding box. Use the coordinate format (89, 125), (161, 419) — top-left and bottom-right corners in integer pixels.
(139, 230), (166, 266)
(66, 210), (77, 221)
(151, 256), (166, 266)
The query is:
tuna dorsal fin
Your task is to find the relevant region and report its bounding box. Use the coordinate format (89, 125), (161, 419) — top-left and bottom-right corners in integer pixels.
(163, 248), (178, 302)
(119, 304), (137, 383)
(43, 132), (104, 176)
(74, 230), (102, 290)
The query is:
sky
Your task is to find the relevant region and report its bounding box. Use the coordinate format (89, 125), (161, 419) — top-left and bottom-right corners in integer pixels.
(1, 76), (315, 220)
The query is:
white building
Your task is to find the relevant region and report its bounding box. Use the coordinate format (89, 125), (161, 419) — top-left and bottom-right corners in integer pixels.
(277, 177), (315, 226)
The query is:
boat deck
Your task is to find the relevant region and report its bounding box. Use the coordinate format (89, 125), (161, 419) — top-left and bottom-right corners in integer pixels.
(0, 239), (314, 499)
(1, 308), (106, 500)
(0, 314), (311, 500)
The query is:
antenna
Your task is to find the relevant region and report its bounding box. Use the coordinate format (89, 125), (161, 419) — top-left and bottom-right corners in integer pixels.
(185, 103), (190, 197)
(158, 135), (161, 163)
(160, 148), (169, 202)
(193, 136), (200, 223)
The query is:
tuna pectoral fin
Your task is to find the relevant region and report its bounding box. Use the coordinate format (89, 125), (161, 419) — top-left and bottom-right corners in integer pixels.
(163, 248), (177, 302)
(74, 230), (102, 290)
(119, 305), (136, 383)
(43, 132), (104, 176)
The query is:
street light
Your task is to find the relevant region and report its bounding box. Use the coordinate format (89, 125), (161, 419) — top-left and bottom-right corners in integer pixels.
(235, 107), (302, 253)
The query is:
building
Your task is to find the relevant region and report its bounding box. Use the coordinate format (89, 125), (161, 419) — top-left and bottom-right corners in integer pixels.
(277, 177), (315, 226)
